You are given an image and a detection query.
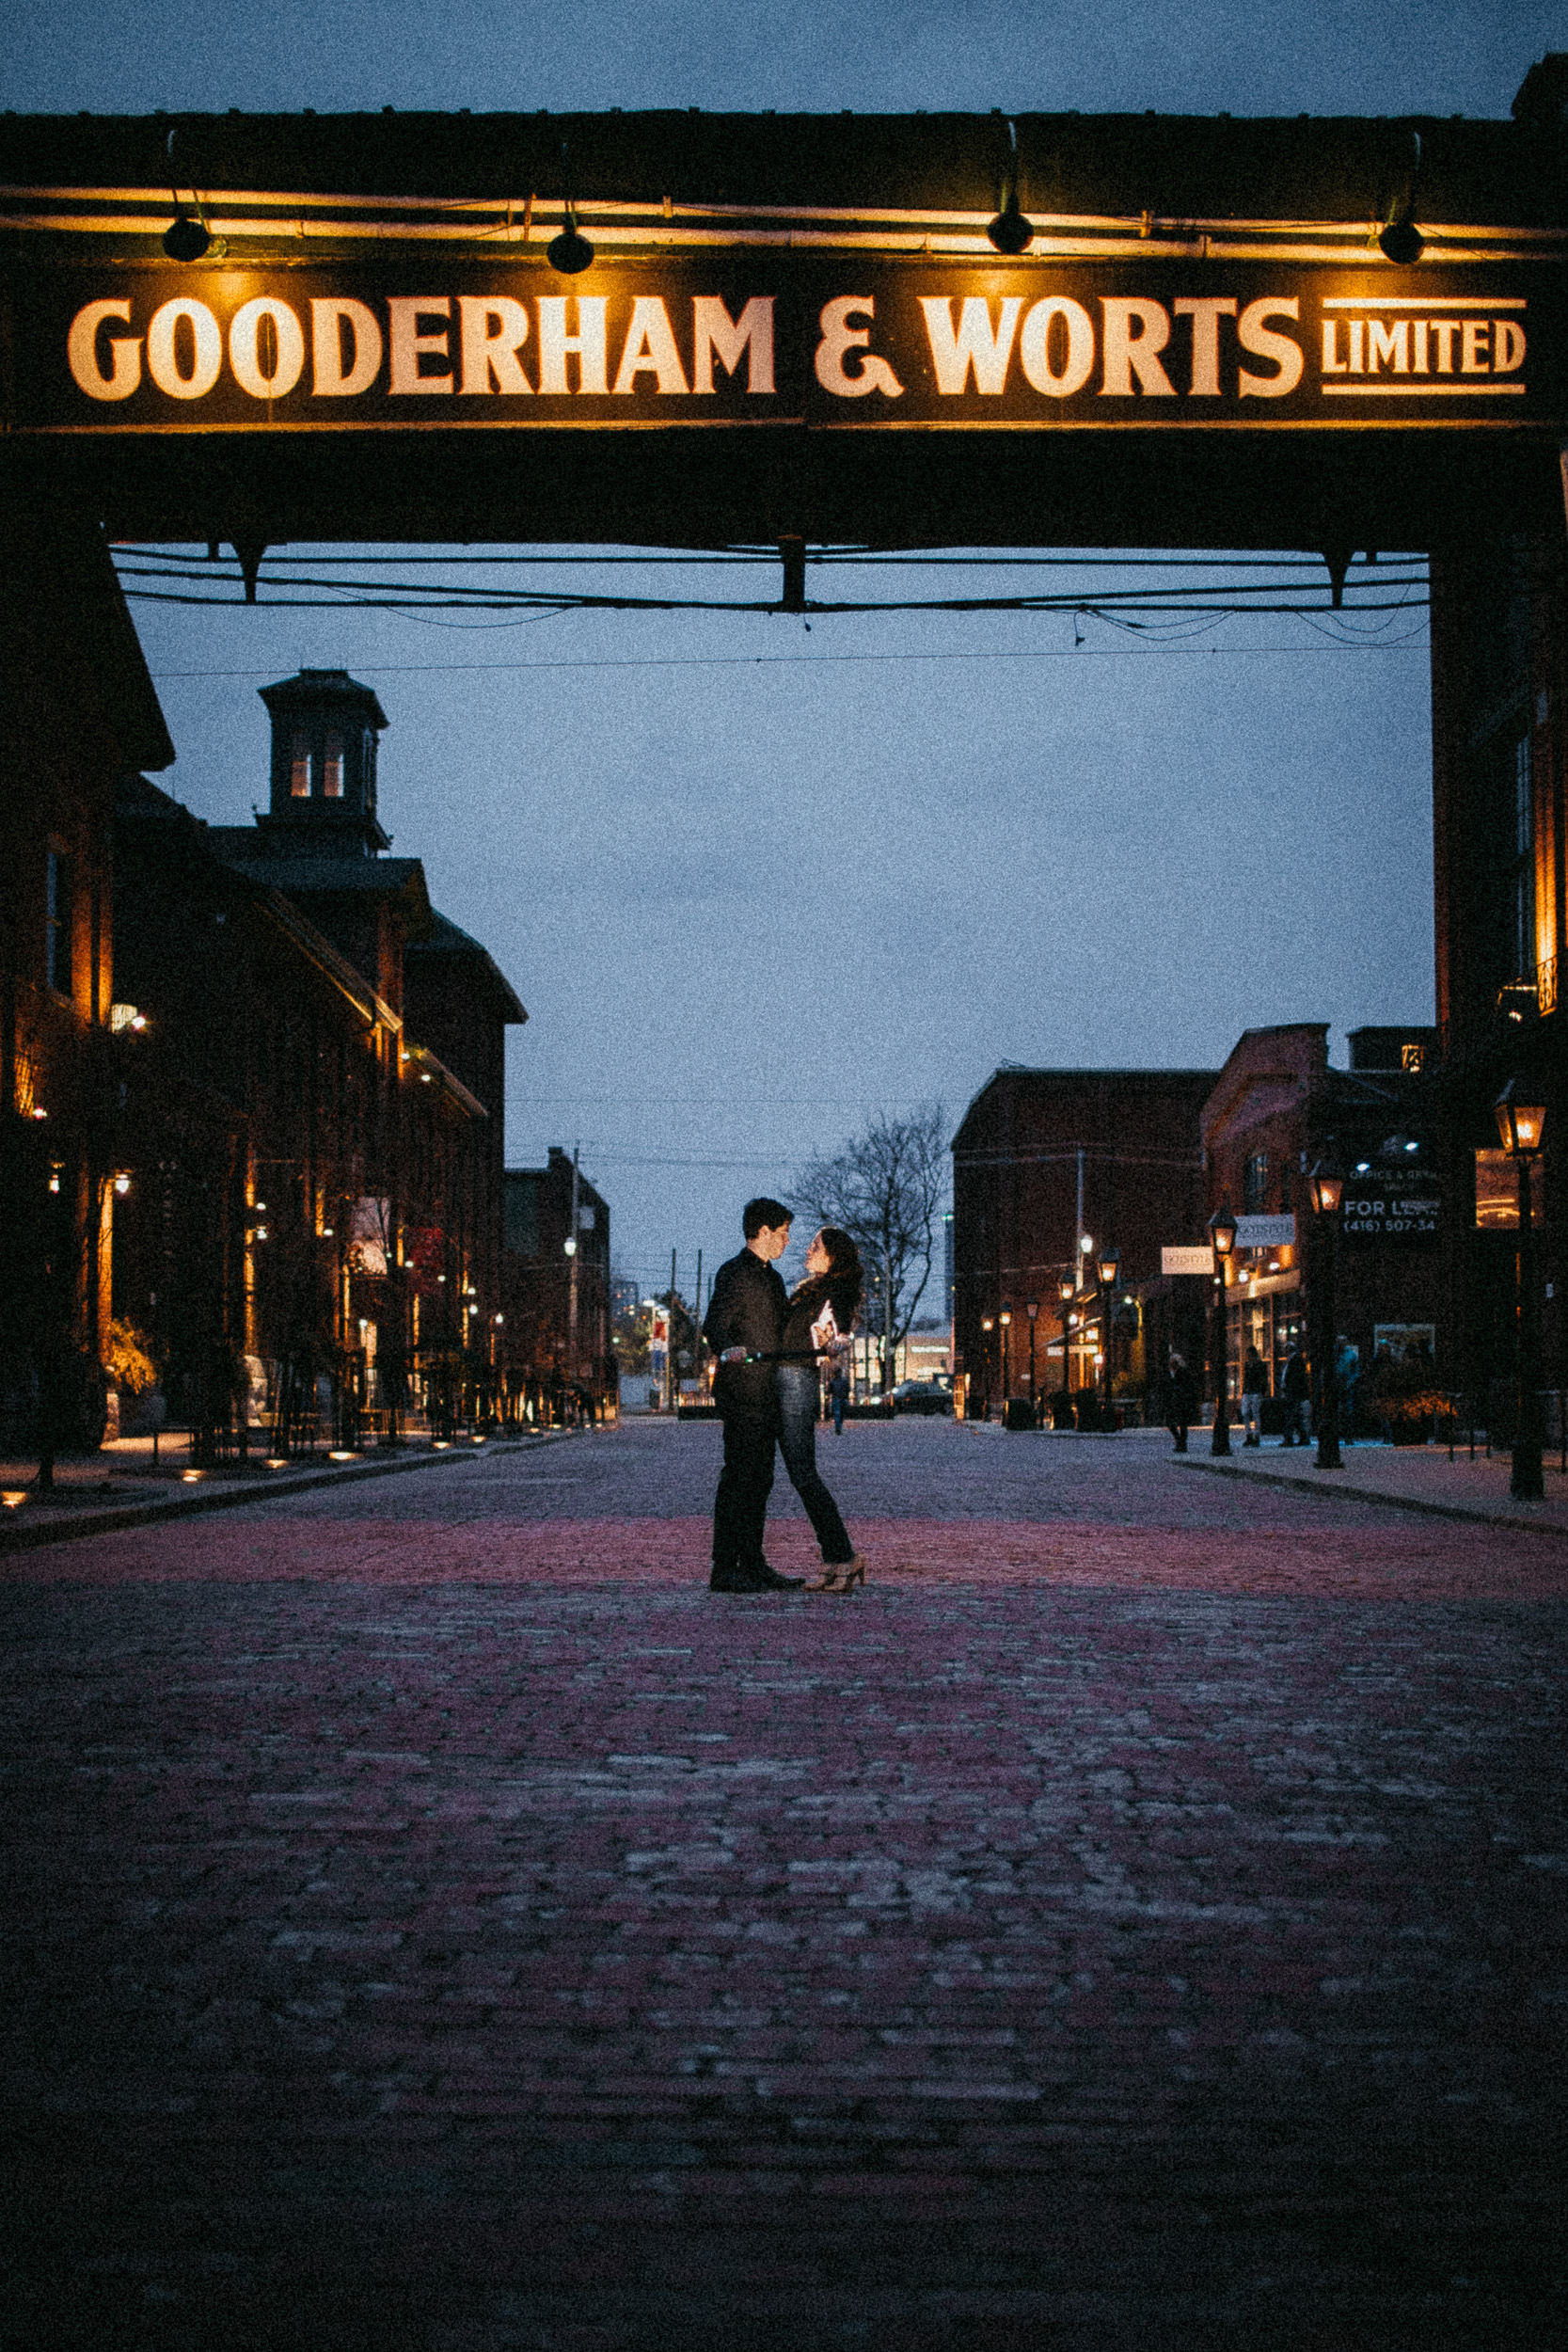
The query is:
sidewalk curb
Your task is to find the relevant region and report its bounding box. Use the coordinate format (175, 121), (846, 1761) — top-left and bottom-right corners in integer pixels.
(0, 1431), (574, 1558)
(1172, 1451), (1568, 1539)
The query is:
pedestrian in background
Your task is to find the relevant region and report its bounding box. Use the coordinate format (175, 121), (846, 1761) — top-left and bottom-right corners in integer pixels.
(1335, 1334), (1361, 1445)
(1282, 1343), (1311, 1445)
(1164, 1350), (1198, 1454)
(1241, 1344), (1267, 1448)
(776, 1227), (867, 1592)
(702, 1198), (802, 1594)
(829, 1360), (849, 1435)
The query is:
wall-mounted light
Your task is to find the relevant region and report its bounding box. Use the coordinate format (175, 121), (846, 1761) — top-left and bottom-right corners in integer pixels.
(161, 128), (222, 262)
(547, 205), (595, 275)
(113, 1171), (132, 1196)
(547, 138), (594, 273)
(986, 117), (1035, 255)
(1377, 129), (1424, 263)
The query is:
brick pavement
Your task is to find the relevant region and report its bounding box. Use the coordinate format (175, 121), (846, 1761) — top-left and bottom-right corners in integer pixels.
(4, 1420), (1565, 2350)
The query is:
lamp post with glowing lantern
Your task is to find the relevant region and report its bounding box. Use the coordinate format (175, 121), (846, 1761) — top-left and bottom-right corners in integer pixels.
(1025, 1298), (1039, 1419)
(1208, 1203), (1237, 1456)
(1307, 1163), (1344, 1470)
(1497, 1080), (1547, 1501)
(999, 1304), (1013, 1406)
(980, 1315), (995, 1418)
(1097, 1247), (1120, 1425)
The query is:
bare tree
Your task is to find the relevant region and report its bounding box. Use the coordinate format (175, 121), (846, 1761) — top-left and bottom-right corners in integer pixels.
(795, 1104), (947, 1396)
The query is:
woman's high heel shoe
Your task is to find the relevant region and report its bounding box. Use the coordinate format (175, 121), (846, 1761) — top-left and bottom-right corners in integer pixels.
(806, 1555), (866, 1593)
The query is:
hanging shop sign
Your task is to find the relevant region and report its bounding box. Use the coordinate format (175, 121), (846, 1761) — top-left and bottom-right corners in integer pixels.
(1233, 1213), (1296, 1248)
(10, 258), (1562, 434)
(1162, 1246), (1215, 1276)
(1341, 1170), (1441, 1244)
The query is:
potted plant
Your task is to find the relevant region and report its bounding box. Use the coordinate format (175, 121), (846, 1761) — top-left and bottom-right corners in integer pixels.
(103, 1318), (160, 1438)
(1370, 1354), (1447, 1447)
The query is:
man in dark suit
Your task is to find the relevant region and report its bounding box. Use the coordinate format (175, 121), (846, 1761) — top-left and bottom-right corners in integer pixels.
(701, 1197), (802, 1593)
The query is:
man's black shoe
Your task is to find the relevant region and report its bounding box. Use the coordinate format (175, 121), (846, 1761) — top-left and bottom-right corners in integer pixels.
(746, 1562), (804, 1590)
(709, 1562), (803, 1593)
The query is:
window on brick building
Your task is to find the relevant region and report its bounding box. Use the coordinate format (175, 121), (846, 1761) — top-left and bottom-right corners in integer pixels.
(45, 848), (72, 994)
(291, 731), (312, 797)
(1513, 734), (1533, 977)
(1243, 1152), (1268, 1214)
(324, 732), (344, 798)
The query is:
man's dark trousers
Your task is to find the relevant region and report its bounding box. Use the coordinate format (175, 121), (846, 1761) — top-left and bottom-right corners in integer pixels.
(703, 1242), (788, 1583)
(712, 1407), (776, 1578)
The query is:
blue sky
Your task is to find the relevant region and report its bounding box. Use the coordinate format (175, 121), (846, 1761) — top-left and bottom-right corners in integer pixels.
(9, 3), (1547, 1296)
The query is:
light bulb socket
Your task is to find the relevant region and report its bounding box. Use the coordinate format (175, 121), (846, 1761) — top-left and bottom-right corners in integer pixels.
(986, 202), (1034, 257)
(1378, 216), (1424, 265)
(163, 212), (212, 262)
(547, 216), (595, 274)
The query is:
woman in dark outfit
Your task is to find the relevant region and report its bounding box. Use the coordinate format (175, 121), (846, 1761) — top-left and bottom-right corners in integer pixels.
(776, 1227), (868, 1592)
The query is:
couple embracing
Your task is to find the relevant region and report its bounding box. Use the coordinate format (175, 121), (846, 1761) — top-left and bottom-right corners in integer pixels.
(702, 1195), (868, 1596)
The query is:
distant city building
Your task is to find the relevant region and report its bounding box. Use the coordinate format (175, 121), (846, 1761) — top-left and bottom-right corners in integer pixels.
(502, 1150), (613, 1406)
(951, 1065), (1216, 1409)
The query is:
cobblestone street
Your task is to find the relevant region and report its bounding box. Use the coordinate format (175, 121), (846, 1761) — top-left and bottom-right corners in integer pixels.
(6, 1419), (1566, 2349)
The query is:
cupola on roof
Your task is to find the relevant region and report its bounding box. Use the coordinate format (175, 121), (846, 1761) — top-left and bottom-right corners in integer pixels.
(257, 667), (390, 856)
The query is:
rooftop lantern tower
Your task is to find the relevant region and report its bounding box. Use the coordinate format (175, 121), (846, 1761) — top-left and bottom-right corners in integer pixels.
(257, 668), (390, 857)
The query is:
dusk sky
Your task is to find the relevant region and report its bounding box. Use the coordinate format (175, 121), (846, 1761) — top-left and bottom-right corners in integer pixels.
(9, 3), (1551, 1299)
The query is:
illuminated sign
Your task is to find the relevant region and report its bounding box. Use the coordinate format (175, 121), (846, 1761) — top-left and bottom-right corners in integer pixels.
(12, 260), (1560, 432)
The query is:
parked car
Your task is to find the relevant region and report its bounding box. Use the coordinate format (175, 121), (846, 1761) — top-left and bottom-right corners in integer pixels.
(889, 1376), (954, 1417)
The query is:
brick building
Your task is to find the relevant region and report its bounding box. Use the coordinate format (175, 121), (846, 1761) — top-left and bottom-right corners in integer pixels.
(1200, 1023), (1441, 1416)
(951, 1066), (1216, 1413)
(106, 668), (525, 1443)
(1429, 522), (1567, 1411)
(1, 505), (174, 1448)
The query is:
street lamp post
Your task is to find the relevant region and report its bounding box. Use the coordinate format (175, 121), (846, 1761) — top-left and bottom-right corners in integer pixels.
(1208, 1202), (1238, 1456)
(980, 1315), (994, 1419)
(1097, 1248), (1120, 1427)
(1058, 1274), (1076, 1414)
(1497, 1080), (1547, 1501)
(1025, 1298), (1039, 1420)
(999, 1305), (1012, 1409)
(1307, 1163), (1344, 1470)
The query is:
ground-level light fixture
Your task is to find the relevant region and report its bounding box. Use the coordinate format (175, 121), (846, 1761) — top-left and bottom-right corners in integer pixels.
(1496, 1080), (1547, 1156)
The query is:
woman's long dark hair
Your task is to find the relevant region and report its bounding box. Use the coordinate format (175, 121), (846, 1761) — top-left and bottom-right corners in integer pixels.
(792, 1226), (863, 1325)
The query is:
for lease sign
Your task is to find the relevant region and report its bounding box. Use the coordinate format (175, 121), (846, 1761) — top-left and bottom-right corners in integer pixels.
(11, 259), (1560, 431)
